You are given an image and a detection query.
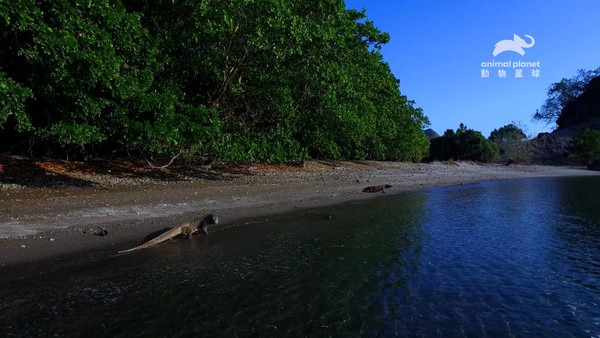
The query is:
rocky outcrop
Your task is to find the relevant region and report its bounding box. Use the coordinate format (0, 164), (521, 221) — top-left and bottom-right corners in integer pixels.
(528, 133), (574, 165)
(530, 75), (600, 165)
(424, 128), (440, 138)
(556, 76), (600, 130)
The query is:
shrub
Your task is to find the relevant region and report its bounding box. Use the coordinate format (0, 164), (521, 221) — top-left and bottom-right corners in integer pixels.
(489, 123), (530, 161)
(429, 124), (499, 162)
(572, 129), (600, 165)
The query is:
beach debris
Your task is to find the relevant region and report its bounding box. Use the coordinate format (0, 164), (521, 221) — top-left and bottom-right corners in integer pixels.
(362, 184), (392, 193)
(118, 214), (218, 254)
(49, 238), (55, 242)
(19, 244), (26, 248)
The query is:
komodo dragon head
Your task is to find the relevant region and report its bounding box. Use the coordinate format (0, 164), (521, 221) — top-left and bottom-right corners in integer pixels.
(199, 213), (219, 235)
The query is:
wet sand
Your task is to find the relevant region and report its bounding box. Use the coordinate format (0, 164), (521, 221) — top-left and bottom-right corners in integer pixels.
(1, 160), (599, 267)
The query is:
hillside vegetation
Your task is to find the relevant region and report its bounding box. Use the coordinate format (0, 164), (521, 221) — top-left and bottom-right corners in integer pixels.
(529, 68), (600, 166)
(0, 0), (430, 163)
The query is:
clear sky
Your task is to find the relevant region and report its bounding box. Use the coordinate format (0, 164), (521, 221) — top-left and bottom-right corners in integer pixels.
(344, 0), (600, 138)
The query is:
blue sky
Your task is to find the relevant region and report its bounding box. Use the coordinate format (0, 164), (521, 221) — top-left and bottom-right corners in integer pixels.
(344, 0), (600, 137)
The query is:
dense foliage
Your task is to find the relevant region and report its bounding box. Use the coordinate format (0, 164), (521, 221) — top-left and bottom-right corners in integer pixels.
(572, 129), (600, 165)
(429, 124), (499, 162)
(489, 123), (529, 161)
(534, 67), (600, 126)
(0, 0), (429, 162)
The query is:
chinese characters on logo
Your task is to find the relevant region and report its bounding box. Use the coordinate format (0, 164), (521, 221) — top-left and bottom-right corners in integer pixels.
(480, 67), (539, 78)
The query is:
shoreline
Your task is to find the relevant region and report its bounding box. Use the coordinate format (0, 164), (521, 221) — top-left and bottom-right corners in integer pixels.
(2, 160), (599, 267)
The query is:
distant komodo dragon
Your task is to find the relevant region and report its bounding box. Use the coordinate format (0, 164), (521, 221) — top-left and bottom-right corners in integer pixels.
(118, 214), (218, 254)
(362, 184), (392, 193)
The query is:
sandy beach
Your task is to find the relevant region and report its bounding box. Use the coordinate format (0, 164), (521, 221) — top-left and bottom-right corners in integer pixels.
(1, 159), (599, 267)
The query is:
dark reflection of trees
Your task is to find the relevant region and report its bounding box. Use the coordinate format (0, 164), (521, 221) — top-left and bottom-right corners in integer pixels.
(270, 194), (428, 336)
(197, 193), (429, 336)
(0, 193), (429, 337)
(528, 177), (600, 336)
(552, 177), (600, 284)
(555, 176), (600, 239)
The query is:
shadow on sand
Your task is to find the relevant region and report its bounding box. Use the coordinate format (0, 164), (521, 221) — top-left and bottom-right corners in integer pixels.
(0, 156), (252, 189)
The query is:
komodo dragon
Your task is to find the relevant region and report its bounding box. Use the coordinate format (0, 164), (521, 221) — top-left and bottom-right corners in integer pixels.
(118, 214), (218, 254)
(362, 184), (392, 193)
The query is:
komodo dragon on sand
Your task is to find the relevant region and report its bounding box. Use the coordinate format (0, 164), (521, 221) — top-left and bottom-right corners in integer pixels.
(118, 214), (218, 254)
(362, 184), (392, 193)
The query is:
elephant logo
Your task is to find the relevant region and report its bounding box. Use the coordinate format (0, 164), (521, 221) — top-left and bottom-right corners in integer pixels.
(492, 34), (535, 56)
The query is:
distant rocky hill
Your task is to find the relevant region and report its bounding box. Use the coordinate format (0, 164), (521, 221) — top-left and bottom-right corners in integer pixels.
(556, 75), (600, 133)
(530, 75), (600, 164)
(424, 128), (440, 138)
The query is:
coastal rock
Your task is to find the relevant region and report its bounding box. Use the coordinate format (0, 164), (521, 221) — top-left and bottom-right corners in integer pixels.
(530, 76), (600, 165)
(529, 132), (573, 165)
(556, 76), (600, 130)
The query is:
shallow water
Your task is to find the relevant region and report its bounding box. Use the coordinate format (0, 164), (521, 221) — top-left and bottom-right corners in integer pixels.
(1, 177), (599, 336)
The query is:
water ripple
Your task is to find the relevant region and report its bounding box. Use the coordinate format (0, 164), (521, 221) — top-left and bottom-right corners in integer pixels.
(1, 177), (599, 336)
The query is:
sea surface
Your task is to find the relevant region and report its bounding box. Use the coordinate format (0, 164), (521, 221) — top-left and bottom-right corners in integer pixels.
(1, 177), (599, 337)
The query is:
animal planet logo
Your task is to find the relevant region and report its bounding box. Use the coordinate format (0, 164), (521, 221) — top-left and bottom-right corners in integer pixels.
(493, 34), (535, 56)
(480, 33), (541, 78)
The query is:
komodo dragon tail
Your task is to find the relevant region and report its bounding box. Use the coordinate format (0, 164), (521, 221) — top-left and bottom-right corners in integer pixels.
(118, 214), (218, 254)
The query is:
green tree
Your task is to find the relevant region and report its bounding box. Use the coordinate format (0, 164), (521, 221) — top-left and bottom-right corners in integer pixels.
(127, 0), (429, 162)
(430, 124), (498, 162)
(0, 72), (32, 132)
(0, 0), (220, 157)
(572, 129), (600, 167)
(1, 0), (430, 163)
(489, 123), (529, 161)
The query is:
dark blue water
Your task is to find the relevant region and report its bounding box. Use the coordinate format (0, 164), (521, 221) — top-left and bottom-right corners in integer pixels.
(1, 177), (599, 337)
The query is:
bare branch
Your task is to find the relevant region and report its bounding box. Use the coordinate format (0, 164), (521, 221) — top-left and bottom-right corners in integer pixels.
(143, 150), (182, 169)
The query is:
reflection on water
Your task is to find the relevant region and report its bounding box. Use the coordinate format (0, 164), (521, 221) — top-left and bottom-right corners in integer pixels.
(1, 177), (599, 336)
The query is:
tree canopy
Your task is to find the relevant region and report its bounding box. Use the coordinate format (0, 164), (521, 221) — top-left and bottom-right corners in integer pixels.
(0, 0), (430, 162)
(489, 124), (526, 143)
(429, 124), (498, 162)
(572, 129), (600, 165)
(489, 123), (528, 161)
